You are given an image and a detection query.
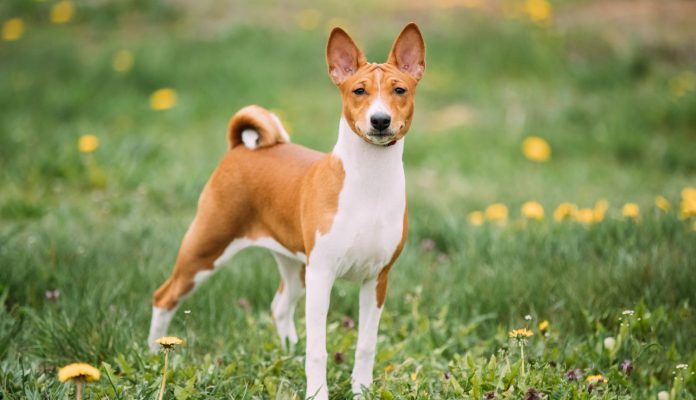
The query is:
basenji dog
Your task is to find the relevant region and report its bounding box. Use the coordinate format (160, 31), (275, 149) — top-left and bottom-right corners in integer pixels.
(148, 23), (425, 399)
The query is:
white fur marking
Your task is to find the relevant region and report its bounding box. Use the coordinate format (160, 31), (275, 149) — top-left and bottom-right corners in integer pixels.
(148, 306), (177, 352)
(304, 117), (405, 399)
(241, 129), (260, 149)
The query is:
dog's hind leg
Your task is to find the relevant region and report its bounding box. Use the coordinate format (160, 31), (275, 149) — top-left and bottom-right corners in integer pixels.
(270, 252), (305, 350)
(148, 202), (251, 352)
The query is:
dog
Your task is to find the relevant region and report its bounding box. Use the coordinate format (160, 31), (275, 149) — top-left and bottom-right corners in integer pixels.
(148, 23), (425, 399)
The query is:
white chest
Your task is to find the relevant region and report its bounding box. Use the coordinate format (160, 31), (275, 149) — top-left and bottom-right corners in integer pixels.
(310, 118), (406, 282)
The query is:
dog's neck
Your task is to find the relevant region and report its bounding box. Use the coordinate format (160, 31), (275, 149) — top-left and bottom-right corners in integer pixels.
(333, 117), (404, 187)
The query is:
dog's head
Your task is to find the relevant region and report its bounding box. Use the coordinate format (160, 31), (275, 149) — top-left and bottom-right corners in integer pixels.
(326, 23), (425, 146)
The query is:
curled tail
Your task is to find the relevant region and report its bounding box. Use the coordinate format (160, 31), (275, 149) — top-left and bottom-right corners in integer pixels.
(227, 105), (290, 150)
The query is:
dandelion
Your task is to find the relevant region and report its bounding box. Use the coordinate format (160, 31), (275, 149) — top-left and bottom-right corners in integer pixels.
(603, 337), (616, 351)
(384, 364), (394, 374)
(155, 336), (183, 400)
(575, 208), (594, 224)
(522, 136), (551, 162)
(485, 203), (508, 224)
(524, 0), (552, 23)
(509, 328), (533, 338)
(468, 211), (484, 226)
(58, 363), (100, 400)
(554, 202), (577, 222)
(657, 391), (670, 400)
(594, 199), (609, 222)
(78, 134), (99, 153)
(655, 196), (671, 212)
(586, 374), (608, 384)
(510, 328), (533, 377)
(521, 201), (544, 220)
(112, 50), (134, 73)
(51, 1), (75, 24)
(2, 18), (24, 41)
(538, 320), (549, 333)
(680, 187), (696, 219)
(622, 203), (640, 219)
(295, 9), (320, 31)
(150, 88), (177, 110)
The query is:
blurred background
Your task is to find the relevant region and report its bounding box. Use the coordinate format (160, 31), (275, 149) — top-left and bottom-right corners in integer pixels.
(1, 0), (695, 398)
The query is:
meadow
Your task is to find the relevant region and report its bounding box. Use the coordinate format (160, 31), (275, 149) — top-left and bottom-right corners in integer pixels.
(1, 0), (695, 398)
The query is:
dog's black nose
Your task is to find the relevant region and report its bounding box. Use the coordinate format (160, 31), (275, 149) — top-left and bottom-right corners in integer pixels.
(370, 113), (391, 131)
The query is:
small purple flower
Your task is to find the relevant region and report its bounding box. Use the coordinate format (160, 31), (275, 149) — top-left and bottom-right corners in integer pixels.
(524, 388), (542, 400)
(484, 392), (496, 399)
(443, 371), (451, 380)
(621, 360), (633, 376)
(45, 290), (60, 301)
(333, 352), (344, 364)
(565, 368), (583, 381)
(420, 238), (435, 253)
(341, 316), (355, 330)
(237, 297), (251, 312)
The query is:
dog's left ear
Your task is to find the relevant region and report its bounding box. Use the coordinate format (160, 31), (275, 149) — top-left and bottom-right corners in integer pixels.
(387, 22), (425, 81)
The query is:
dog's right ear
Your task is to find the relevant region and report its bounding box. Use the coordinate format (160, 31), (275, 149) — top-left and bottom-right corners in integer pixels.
(326, 28), (366, 86)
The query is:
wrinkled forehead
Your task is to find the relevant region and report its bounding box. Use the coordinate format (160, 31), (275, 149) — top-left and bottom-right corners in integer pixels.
(341, 63), (415, 88)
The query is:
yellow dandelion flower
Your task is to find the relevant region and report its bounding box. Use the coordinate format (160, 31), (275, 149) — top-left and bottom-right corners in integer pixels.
(155, 336), (183, 349)
(525, 0), (552, 23)
(509, 328), (534, 338)
(58, 363), (100, 382)
(521, 201), (544, 220)
(670, 71), (696, 98)
(586, 374), (608, 384)
(468, 211), (484, 226)
(2, 18), (24, 41)
(680, 187), (696, 219)
(594, 199), (609, 222)
(485, 203), (508, 223)
(554, 202), (577, 222)
(384, 364), (394, 373)
(538, 320), (549, 332)
(522, 136), (551, 162)
(410, 372), (418, 382)
(51, 1), (75, 24)
(655, 196), (671, 212)
(112, 50), (134, 73)
(575, 208), (594, 224)
(295, 9), (320, 31)
(78, 134), (99, 153)
(150, 88), (177, 111)
(622, 203), (640, 219)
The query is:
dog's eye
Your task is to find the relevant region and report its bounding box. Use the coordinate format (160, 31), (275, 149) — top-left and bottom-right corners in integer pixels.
(394, 87), (406, 95)
(352, 88), (366, 95)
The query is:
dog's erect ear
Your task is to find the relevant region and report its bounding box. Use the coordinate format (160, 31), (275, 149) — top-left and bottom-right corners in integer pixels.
(387, 22), (425, 81)
(326, 27), (367, 85)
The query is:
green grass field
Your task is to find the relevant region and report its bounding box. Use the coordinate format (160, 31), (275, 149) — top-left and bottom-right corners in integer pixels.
(1, 1), (695, 398)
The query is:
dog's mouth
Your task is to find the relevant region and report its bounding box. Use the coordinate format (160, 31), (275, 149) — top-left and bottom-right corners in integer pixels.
(366, 129), (397, 145)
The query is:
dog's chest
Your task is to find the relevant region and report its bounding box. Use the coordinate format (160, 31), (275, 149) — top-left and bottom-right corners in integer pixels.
(313, 163), (406, 281)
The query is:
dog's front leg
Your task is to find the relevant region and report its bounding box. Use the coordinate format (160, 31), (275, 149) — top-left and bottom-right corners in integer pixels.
(351, 278), (384, 396)
(304, 265), (335, 400)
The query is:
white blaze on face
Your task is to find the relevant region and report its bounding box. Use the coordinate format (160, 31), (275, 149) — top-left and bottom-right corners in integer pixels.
(365, 69), (391, 130)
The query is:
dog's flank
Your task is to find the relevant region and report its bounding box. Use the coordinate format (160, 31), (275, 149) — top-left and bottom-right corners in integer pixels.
(149, 22), (425, 400)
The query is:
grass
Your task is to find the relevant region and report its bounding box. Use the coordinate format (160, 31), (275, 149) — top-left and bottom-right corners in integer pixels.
(1, 0), (695, 398)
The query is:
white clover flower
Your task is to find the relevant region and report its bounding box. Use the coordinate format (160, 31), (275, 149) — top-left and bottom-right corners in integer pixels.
(657, 390), (669, 400)
(603, 337), (616, 351)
